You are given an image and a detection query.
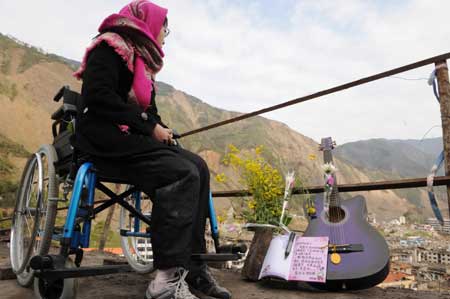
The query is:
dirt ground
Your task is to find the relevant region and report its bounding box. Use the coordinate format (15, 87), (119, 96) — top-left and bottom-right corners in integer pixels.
(1, 243), (449, 299)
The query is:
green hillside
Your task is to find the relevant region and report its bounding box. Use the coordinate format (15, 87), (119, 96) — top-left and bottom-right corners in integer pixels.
(0, 33), (79, 74)
(0, 134), (30, 207)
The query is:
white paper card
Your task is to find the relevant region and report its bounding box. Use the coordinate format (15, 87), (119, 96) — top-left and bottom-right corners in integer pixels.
(288, 236), (328, 282)
(259, 235), (328, 283)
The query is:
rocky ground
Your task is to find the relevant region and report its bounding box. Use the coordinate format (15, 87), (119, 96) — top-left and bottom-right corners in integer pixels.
(0, 243), (449, 299)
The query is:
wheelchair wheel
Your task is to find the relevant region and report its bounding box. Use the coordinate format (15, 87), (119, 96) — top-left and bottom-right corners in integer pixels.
(34, 258), (78, 299)
(119, 188), (154, 274)
(10, 145), (59, 287)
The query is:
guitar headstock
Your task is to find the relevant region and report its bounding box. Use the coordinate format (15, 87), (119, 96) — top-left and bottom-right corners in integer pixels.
(319, 137), (340, 208)
(319, 137), (337, 152)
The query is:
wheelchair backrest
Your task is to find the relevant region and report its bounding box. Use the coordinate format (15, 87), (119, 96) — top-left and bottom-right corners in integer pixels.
(51, 86), (83, 122)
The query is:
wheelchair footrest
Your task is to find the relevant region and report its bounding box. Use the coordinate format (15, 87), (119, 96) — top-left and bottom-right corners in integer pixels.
(216, 243), (248, 254)
(34, 264), (133, 280)
(191, 253), (243, 262)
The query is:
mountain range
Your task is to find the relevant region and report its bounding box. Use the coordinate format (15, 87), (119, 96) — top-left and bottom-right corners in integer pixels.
(335, 138), (443, 178)
(0, 32), (447, 222)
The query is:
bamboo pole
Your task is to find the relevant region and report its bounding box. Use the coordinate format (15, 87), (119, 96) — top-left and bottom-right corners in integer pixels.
(436, 60), (450, 218)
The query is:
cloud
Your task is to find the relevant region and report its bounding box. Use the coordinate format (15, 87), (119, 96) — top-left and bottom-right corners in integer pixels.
(0, 0), (449, 143)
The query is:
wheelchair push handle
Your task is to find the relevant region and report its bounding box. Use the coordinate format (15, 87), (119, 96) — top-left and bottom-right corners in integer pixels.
(53, 85), (70, 102)
(51, 85), (81, 121)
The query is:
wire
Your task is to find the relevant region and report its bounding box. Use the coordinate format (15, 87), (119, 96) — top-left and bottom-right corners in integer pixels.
(180, 51), (450, 138)
(390, 76), (429, 81)
(420, 125), (442, 143)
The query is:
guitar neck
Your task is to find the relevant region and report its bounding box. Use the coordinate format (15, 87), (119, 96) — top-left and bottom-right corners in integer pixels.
(329, 178), (340, 207)
(323, 151), (334, 164)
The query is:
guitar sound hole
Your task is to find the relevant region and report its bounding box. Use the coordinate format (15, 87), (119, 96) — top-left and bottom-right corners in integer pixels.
(328, 207), (346, 223)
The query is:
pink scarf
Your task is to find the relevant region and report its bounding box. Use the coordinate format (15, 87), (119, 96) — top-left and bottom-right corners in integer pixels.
(74, 0), (168, 110)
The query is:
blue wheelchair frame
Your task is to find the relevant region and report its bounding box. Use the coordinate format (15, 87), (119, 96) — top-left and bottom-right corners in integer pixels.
(57, 162), (223, 261)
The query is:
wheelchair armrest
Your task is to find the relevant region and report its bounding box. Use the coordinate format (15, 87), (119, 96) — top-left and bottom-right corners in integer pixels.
(51, 106), (64, 120)
(51, 103), (78, 121)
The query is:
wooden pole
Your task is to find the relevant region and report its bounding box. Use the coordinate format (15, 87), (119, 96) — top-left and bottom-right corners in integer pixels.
(436, 60), (450, 218)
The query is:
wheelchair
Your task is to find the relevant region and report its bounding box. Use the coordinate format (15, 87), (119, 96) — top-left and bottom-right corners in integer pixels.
(10, 86), (247, 299)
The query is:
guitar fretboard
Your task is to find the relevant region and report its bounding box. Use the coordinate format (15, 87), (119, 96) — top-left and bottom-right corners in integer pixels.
(321, 137), (341, 208)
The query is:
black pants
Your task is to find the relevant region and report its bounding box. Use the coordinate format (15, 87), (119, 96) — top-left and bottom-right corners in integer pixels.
(115, 146), (210, 269)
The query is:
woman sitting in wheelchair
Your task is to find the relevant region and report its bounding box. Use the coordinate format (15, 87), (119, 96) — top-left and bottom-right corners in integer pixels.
(73, 1), (230, 298)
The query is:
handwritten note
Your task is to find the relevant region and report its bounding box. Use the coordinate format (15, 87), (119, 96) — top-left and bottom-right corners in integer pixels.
(288, 236), (328, 282)
(259, 234), (329, 283)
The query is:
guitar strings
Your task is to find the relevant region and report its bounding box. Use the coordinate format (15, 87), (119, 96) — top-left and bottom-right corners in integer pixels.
(323, 142), (346, 247)
(337, 184), (345, 245)
(332, 173), (345, 246)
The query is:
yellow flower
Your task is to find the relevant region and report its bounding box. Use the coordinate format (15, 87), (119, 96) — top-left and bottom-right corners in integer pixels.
(308, 154), (317, 161)
(247, 200), (256, 209)
(228, 144), (240, 154)
(215, 173), (227, 183)
(255, 145), (264, 155)
(221, 144), (291, 224)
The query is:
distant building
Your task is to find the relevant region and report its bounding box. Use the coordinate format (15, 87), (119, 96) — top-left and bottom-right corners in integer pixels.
(399, 216), (406, 225)
(391, 262), (413, 275)
(426, 218), (450, 234)
(378, 271), (416, 289)
(390, 219), (401, 226)
(415, 265), (449, 282)
(415, 247), (450, 265)
(445, 221), (450, 234)
(136, 238), (153, 262)
(415, 223), (434, 232)
(400, 236), (426, 248)
(391, 249), (414, 263)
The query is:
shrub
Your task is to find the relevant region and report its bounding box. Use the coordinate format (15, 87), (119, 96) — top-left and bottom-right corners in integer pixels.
(0, 180), (18, 208)
(219, 145), (285, 224)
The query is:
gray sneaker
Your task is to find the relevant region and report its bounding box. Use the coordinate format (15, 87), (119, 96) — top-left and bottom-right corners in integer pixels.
(146, 268), (200, 299)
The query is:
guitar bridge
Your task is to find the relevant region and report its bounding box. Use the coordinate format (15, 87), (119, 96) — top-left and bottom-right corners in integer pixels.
(328, 244), (364, 253)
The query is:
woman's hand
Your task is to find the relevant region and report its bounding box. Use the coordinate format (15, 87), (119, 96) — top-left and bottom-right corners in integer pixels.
(152, 124), (173, 144)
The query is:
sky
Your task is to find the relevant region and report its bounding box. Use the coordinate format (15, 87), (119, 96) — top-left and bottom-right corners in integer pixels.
(1, 0), (450, 144)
